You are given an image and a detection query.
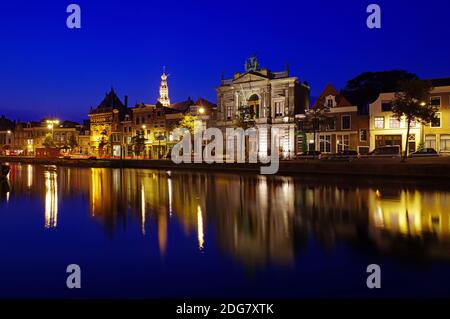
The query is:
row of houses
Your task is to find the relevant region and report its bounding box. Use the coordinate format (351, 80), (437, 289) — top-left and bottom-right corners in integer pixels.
(1, 57), (450, 158)
(310, 78), (450, 155)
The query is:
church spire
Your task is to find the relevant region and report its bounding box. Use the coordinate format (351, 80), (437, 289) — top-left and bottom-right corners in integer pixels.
(158, 67), (171, 107)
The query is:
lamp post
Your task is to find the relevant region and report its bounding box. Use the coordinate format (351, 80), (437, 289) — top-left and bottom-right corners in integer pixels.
(420, 101), (426, 149)
(141, 125), (147, 159)
(46, 119), (59, 146)
(155, 133), (166, 159)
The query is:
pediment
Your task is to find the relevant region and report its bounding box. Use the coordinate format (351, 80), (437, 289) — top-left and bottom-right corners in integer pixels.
(233, 72), (269, 84)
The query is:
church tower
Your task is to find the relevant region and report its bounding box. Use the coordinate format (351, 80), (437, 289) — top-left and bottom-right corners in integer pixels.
(158, 67), (171, 107)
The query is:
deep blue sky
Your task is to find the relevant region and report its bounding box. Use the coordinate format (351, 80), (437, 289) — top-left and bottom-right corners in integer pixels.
(1, 0), (450, 122)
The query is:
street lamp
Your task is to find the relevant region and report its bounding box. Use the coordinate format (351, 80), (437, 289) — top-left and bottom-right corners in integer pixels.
(198, 107), (205, 115)
(155, 132), (166, 159)
(141, 125), (147, 158)
(46, 119), (59, 145)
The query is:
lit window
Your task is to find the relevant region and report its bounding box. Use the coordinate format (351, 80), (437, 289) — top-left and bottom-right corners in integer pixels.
(319, 135), (331, 153)
(337, 134), (350, 152)
(425, 135), (436, 149)
(389, 117), (401, 128)
(440, 135), (450, 152)
(374, 116), (384, 129)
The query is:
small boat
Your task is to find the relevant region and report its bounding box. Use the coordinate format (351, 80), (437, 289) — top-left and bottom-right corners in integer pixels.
(1, 163), (10, 179)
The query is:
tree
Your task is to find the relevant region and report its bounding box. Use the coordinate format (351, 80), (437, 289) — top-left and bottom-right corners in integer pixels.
(233, 104), (255, 130)
(178, 114), (200, 134)
(67, 134), (78, 152)
(391, 79), (436, 161)
(341, 70), (418, 111)
(130, 131), (147, 157)
(43, 133), (55, 148)
(301, 97), (332, 154)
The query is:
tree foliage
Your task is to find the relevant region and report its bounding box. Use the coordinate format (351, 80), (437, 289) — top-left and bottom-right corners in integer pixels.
(67, 134), (78, 150)
(178, 114), (201, 134)
(43, 133), (55, 148)
(234, 104), (255, 130)
(300, 97), (332, 152)
(391, 79), (436, 160)
(341, 70), (418, 111)
(130, 131), (147, 156)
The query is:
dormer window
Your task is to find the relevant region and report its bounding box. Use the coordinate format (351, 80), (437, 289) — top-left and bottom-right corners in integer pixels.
(326, 96), (335, 108)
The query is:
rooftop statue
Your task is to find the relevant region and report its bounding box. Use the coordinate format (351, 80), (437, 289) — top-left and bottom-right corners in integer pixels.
(245, 55), (260, 72)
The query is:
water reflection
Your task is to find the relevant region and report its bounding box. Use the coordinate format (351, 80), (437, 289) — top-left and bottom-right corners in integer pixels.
(44, 168), (58, 228)
(0, 179), (10, 204)
(5, 164), (450, 270)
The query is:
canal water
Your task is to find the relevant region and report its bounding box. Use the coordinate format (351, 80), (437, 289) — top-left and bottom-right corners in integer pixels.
(1, 163), (450, 298)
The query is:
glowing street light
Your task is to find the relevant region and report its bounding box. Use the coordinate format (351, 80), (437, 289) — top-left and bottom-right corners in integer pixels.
(198, 107), (205, 115)
(46, 119), (59, 142)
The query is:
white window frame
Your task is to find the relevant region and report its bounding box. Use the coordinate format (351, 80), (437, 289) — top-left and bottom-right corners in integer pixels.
(440, 134), (450, 152)
(430, 96), (441, 108)
(341, 115), (351, 130)
(359, 129), (368, 142)
(389, 117), (401, 129)
(425, 134), (436, 149)
(374, 116), (384, 129)
(431, 112), (442, 128)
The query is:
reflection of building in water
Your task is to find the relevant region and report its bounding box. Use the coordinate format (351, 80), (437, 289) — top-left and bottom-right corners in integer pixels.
(27, 164), (33, 188)
(0, 180), (10, 204)
(212, 175), (297, 268)
(368, 189), (450, 259)
(44, 169), (58, 228)
(295, 184), (370, 251)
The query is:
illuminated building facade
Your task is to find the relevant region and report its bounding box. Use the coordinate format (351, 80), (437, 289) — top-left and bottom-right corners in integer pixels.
(422, 78), (450, 153)
(216, 56), (310, 158)
(10, 120), (80, 156)
(88, 88), (130, 157)
(310, 84), (370, 154)
(369, 92), (423, 153)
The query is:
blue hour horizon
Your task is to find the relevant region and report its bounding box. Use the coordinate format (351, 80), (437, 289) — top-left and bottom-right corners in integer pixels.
(1, 0), (450, 122)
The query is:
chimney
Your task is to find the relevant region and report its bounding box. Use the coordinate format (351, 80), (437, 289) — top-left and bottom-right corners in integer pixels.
(124, 95), (128, 107)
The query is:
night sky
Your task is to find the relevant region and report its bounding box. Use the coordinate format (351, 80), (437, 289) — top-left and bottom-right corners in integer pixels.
(1, 0), (449, 122)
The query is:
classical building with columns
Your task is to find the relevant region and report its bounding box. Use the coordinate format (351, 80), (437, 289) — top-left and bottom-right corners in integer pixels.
(216, 57), (310, 158)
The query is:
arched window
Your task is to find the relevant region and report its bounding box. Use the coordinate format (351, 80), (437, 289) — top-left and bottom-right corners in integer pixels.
(247, 94), (260, 119)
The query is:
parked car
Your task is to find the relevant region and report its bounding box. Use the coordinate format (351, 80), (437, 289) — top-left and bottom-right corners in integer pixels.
(297, 151), (322, 159)
(322, 150), (360, 160)
(368, 146), (401, 157)
(409, 148), (439, 157)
